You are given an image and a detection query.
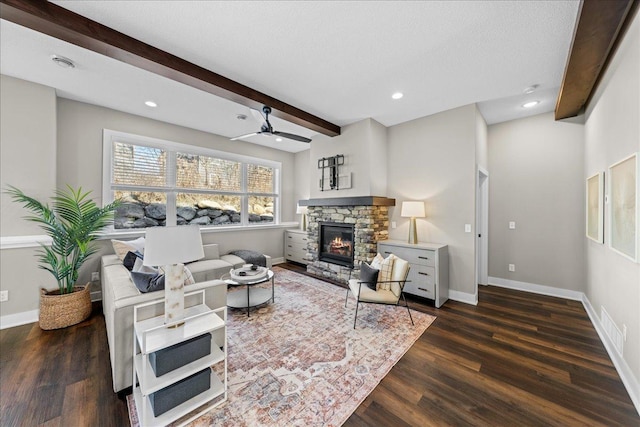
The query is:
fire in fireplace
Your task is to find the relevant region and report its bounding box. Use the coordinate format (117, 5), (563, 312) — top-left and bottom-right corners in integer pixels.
(319, 222), (355, 268)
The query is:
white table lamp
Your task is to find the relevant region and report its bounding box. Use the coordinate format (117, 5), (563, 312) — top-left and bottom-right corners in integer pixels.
(296, 205), (308, 231)
(401, 201), (426, 244)
(143, 225), (204, 326)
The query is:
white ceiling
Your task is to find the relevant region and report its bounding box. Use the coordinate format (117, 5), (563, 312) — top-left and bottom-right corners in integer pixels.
(0, 1), (580, 152)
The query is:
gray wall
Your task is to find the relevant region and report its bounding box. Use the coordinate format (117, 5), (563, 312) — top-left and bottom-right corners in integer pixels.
(584, 11), (639, 386)
(0, 78), (297, 320)
(1, 75), (59, 316)
(488, 112), (585, 290)
(387, 104), (480, 296)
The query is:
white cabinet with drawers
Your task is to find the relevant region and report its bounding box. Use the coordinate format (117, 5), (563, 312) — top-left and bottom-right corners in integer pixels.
(376, 240), (449, 308)
(285, 229), (309, 264)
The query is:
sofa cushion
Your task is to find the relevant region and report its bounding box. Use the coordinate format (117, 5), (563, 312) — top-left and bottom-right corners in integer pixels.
(187, 259), (234, 282)
(348, 279), (398, 304)
(219, 254), (246, 269)
(123, 251), (143, 271)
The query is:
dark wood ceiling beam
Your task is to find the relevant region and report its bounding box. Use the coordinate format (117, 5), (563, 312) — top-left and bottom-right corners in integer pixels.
(0, 0), (341, 137)
(555, 0), (638, 120)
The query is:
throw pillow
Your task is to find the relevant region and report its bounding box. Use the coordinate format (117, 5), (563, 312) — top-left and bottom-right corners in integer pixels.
(130, 271), (165, 293)
(359, 262), (379, 290)
(111, 237), (145, 261)
(369, 253), (384, 269)
(377, 254), (396, 291)
(123, 251), (143, 271)
(183, 266), (195, 286)
(132, 257), (158, 274)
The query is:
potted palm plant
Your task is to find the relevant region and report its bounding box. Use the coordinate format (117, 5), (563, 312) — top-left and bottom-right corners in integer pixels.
(6, 185), (120, 330)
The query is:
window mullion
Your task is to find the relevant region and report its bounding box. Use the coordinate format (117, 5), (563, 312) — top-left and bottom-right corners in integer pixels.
(241, 163), (248, 226)
(166, 150), (177, 226)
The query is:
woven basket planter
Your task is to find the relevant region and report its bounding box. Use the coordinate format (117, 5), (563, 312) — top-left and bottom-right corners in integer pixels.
(39, 283), (92, 330)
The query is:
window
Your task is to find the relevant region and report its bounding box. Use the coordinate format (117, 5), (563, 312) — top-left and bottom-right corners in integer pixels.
(103, 130), (280, 229)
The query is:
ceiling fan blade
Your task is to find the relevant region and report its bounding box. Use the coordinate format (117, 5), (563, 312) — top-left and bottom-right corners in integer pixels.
(230, 132), (260, 141)
(273, 131), (312, 143)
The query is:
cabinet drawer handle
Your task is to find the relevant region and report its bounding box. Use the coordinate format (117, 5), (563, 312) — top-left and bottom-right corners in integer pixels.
(288, 236), (292, 238)
(418, 287), (430, 292)
(418, 272), (430, 276)
(418, 256), (430, 260)
(384, 251), (391, 254)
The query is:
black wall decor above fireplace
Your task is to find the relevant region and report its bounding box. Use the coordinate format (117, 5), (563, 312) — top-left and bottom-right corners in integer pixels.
(319, 222), (355, 268)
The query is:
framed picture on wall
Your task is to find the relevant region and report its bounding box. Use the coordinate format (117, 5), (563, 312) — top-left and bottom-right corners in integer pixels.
(586, 172), (604, 243)
(608, 152), (638, 262)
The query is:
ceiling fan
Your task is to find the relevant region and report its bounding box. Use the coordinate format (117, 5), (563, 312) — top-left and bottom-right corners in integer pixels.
(231, 106), (312, 143)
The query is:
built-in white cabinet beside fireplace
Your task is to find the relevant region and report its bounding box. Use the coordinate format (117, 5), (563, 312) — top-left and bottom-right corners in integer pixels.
(376, 240), (449, 308)
(285, 229), (309, 264)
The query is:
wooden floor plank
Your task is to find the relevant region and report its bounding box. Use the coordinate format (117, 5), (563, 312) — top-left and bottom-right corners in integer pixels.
(1, 264), (638, 426)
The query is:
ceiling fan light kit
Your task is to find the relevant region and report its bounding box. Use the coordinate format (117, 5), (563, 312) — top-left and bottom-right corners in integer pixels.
(231, 106), (312, 143)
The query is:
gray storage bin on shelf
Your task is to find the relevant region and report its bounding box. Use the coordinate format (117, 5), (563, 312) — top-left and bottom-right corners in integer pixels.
(149, 368), (211, 417)
(149, 333), (212, 377)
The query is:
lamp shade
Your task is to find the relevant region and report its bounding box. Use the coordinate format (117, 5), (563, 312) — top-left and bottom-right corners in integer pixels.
(296, 205), (308, 215)
(401, 201), (425, 218)
(143, 225), (204, 266)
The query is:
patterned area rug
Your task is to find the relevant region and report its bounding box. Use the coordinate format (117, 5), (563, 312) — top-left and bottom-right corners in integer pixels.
(128, 267), (435, 426)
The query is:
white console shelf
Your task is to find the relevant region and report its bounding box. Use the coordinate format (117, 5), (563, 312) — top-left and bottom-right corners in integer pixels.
(132, 290), (227, 426)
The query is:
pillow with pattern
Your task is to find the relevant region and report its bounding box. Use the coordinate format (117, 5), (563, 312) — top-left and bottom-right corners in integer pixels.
(376, 254), (396, 291)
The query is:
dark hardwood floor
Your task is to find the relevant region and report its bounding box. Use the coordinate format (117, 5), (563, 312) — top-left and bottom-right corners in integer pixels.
(1, 263), (638, 426)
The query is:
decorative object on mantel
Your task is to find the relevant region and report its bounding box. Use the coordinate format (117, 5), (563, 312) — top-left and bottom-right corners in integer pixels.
(296, 205), (308, 231)
(143, 225), (204, 326)
(318, 154), (348, 191)
(401, 201), (426, 244)
(5, 185), (121, 330)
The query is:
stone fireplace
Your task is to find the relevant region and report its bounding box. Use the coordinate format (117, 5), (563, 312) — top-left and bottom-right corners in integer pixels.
(299, 196), (394, 283)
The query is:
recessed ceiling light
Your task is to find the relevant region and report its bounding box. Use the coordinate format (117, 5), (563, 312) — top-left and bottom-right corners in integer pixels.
(522, 101), (539, 108)
(51, 55), (75, 69)
(391, 92), (404, 100)
(145, 101), (157, 108)
(523, 85), (539, 94)
(275, 138), (283, 142)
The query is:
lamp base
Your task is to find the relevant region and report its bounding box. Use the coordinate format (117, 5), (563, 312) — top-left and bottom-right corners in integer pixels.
(164, 263), (185, 326)
(408, 217), (418, 244)
(300, 214), (307, 231)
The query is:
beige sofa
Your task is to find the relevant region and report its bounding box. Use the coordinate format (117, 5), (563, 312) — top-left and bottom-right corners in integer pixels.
(101, 243), (271, 393)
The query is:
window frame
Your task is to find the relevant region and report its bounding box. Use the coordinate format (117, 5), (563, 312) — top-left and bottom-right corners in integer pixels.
(102, 129), (281, 230)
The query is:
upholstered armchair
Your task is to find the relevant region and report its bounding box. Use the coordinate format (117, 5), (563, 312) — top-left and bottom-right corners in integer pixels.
(345, 255), (414, 328)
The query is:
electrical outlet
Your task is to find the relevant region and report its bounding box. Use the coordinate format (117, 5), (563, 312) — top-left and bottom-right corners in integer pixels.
(464, 224), (472, 233)
(508, 264), (515, 272)
(509, 221), (516, 229)
(0, 290), (8, 302)
(391, 221), (397, 229)
(623, 324), (627, 341)
(91, 272), (100, 281)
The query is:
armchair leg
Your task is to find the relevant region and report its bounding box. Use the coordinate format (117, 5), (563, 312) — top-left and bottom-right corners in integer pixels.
(353, 300), (360, 329)
(401, 293), (414, 326)
(345, 289), (349, 308)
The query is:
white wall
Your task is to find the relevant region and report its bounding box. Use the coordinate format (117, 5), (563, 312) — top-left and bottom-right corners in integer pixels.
(387, 104), (479, 296)
(488, 112), (585, 291)
(309, 118), (387, 198)
(584, 11), (640, 391)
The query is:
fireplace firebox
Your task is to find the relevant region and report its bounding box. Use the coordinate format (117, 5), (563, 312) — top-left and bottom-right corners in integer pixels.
(319, 222), (355, 268)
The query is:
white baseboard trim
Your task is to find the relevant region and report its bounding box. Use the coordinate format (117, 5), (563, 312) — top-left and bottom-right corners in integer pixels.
(488, 276), (583, 301)
(0, 309), (38, 330)
(271, 257), (286, 265)
(582, 295), (640, 415)
(448, 290), (478, 305)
